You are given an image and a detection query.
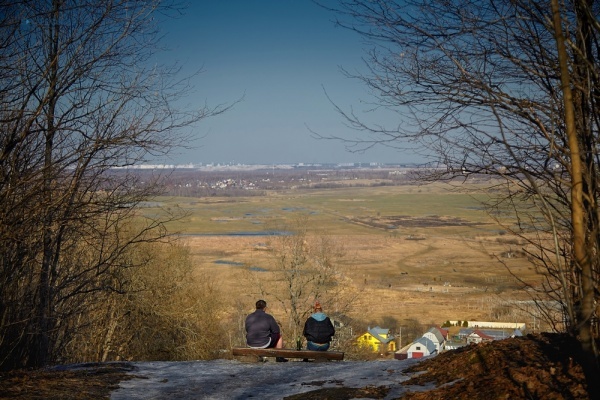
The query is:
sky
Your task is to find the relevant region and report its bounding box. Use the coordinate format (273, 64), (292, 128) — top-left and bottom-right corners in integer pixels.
(106, 357), (432, 399)
(158, 0), (419, 165)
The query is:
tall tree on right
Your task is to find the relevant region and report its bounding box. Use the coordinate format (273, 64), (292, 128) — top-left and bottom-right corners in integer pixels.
(322, 0), (599, 396)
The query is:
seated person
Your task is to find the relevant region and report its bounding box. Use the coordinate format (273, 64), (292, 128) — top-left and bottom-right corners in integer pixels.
(303, 301), (335, 351)
(245, 299), (287, 362)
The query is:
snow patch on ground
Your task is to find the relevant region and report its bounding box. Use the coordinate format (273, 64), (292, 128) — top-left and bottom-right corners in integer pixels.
(111, 358), (431, 399)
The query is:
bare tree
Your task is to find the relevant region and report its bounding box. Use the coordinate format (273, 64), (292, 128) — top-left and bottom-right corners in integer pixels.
(249, 217), (356, 346)
(0, 0), (228, 370)
(319, 0), (600, 395)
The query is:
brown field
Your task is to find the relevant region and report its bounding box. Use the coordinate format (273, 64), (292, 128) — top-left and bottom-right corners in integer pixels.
(161, 181), (545, 332)
(183, 232), (539, 328)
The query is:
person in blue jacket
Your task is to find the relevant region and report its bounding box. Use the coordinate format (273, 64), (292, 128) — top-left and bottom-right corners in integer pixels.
(303, 301), (335, 351)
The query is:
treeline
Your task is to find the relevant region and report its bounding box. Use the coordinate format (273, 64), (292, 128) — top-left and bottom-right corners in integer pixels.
(0, 1), (226, 370)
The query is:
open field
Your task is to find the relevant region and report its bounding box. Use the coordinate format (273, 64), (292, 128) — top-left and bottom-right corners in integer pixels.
(147, 181), (544, 333)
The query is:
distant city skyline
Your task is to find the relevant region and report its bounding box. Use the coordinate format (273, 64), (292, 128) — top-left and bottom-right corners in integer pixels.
(157, 1), (423, 166)
(124, 160), (427, 171)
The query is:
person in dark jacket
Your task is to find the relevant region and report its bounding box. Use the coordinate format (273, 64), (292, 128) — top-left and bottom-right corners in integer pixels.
(245, 299), (287, 362)
(303, 301), (335, 351)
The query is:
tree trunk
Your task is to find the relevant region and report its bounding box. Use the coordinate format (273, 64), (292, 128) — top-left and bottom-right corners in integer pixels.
(551, 0), (599, 397)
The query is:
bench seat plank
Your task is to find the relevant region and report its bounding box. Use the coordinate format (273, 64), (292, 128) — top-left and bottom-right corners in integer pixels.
(232, 347), (344, 360)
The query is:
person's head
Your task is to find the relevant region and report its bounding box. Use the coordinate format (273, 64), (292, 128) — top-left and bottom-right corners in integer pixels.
(314, 301), (322, 312)
(256, 299), (267, 310)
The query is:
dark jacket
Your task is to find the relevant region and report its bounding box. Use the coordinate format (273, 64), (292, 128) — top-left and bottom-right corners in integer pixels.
(245, 309), (280, 347)
(303, 312), (335, 344)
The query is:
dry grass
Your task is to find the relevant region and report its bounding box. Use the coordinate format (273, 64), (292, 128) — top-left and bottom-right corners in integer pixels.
(182, 219), (539, 329)
(159, 182), (543, 331)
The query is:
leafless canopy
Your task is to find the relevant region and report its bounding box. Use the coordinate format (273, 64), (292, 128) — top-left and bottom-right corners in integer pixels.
(0, 0), (227, 370)
(320, 0), (600, 395)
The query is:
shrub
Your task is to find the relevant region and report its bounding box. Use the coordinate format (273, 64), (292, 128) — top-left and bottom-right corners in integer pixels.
(62, 240), (227, 362)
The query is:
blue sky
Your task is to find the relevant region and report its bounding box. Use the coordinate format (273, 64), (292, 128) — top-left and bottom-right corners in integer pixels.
(159, 1), (418, 165)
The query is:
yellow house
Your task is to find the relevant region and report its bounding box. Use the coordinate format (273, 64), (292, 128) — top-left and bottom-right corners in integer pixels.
(357, 326), (397, 353)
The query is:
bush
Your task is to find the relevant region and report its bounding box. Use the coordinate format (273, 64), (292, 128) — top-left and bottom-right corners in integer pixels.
(61, 240), (227, 363)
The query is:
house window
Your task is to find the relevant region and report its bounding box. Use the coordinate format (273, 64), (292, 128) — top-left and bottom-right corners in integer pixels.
(416, 346), (421, 350)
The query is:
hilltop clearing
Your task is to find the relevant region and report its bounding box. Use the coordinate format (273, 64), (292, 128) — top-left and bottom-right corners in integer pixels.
(0, 333), (588, 399)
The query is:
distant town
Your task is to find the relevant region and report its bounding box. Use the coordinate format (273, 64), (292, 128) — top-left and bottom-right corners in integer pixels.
(115, 162), (437, 198)
(122, 162), (428, 171)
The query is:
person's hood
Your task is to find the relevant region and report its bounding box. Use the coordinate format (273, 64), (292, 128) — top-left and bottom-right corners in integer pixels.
(311, 312), (327, 321)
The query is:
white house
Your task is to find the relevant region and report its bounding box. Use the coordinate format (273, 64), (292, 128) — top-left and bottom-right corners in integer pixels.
(422, 327), (448, 353)
(406, 337), (437, 359)
(466, 329), (495, 344)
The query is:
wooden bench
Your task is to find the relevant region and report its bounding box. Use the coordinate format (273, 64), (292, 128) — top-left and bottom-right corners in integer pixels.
(232, 347), (344, 361)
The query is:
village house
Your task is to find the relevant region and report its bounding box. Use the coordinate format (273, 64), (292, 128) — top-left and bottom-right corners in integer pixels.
(466, 329), (495, 344)
(356, 326), (397, 354)
(422, 326), (448, 353)
(393, 343), (411, 360)
(395, 322), (525, 361)
(405, 336), (437, 359)
(394, 326), (446, 360)
(459, 327), (523, 344)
